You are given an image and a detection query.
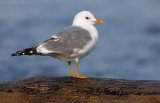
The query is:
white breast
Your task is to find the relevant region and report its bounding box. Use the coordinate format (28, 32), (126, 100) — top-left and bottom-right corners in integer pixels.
(71, 25), (98, 59)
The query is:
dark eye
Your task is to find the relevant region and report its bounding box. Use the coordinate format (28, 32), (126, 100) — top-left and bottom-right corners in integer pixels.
(85, 17), (90, 19)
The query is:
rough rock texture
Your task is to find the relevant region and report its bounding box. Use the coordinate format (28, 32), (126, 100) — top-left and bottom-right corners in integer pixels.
(0, 76), (160, 103)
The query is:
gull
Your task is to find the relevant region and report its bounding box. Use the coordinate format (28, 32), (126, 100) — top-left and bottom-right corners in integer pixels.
(11, 11), (104, 78)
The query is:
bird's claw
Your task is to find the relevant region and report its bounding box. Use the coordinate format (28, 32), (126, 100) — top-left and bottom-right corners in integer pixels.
(70, 74), (76, 78)
(76, 75), (88, 79)
(70, 74), (88, 78)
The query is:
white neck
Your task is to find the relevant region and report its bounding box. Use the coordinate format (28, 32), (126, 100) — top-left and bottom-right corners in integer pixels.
(72, 23), (98, 42)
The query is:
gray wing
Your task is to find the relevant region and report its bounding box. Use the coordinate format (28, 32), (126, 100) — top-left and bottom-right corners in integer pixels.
(37, 26), (92, 56)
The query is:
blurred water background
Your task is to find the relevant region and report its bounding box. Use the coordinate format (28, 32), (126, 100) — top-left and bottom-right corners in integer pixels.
(0, 0), (160, 83)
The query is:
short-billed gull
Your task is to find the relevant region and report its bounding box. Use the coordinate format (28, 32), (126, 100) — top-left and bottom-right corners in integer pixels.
(11, 11), (104, 78)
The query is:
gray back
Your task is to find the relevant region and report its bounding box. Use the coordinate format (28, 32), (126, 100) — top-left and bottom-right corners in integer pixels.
(38, 26), (92, 56)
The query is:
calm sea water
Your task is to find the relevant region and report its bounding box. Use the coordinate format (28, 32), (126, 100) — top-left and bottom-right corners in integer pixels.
(0, 0), (160, 83)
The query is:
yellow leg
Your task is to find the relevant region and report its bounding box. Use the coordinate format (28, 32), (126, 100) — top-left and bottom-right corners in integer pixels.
(76, 60), (88, 78)
(68, 61), (76, 77)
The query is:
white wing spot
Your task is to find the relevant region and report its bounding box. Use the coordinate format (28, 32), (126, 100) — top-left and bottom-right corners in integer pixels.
(30, 51), (33, 53)
(22, 53), (25, 55)
(52, 35), (59, 41)
(37, 45), (53, 54)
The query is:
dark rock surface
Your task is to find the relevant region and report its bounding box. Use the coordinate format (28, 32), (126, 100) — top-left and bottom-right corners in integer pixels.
(0, 76), (160, 103)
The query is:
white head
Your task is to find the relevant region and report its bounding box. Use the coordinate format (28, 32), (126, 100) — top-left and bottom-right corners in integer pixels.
(72, 11), (104, 26)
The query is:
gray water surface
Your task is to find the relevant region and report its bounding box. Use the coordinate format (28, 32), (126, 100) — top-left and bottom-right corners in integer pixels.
(0, 0), (160, 83)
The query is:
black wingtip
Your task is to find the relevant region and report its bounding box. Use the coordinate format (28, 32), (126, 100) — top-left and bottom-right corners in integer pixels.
(11, 53), (17, 56)
(11, 47), (38, 57)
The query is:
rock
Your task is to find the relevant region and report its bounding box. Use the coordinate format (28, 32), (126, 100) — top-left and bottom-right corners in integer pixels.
(0, 76), (160, 103)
